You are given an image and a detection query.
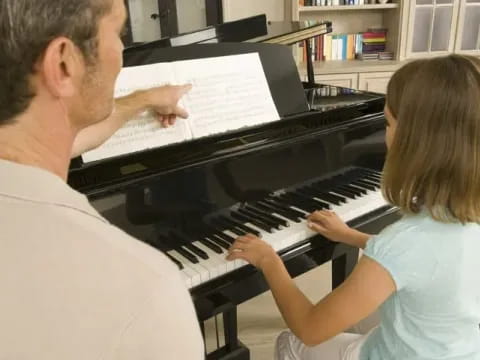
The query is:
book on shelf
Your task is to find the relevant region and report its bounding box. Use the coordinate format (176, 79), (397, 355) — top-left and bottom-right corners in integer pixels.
(301, 0), (381, 5)
(294, 28), (394, 63)
(378, 51), (394, 60)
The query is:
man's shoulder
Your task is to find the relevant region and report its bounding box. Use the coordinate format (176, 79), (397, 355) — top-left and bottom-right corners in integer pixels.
(2, 190), (180, 284)
(72, 214), (178, 280)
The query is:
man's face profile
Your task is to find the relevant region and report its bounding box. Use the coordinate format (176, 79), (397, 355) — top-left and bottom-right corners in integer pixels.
(76, 0), (126, 129)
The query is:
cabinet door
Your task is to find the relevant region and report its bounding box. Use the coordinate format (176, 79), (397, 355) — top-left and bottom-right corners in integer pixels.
(358, 72), (394, 94)
(455, 0), (480, 53)
(314, 73), (358, 89)
(406, 0), (460, 57)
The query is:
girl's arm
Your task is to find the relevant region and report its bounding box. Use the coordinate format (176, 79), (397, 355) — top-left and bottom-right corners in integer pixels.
(227, 234), (395, 346)
(71, 85), (191, 158)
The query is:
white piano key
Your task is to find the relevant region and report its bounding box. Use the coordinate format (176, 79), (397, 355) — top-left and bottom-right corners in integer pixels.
(192, 241), (228, 279)
(169, 250), (207, 286)
(187, 184), (389, 289)
(168, 250), (201, 287)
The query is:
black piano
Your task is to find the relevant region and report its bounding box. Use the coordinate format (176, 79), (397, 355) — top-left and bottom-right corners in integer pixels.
(69, 16), (400, 360)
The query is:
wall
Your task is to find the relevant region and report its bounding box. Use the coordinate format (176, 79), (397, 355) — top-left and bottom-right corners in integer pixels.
(177, 0), (207, 33)
(127, 0), (208, 42)
(222, 0), (286, 22)
(127, 0), (162, 42)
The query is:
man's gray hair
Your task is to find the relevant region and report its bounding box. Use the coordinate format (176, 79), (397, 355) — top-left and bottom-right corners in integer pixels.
(0, 0), (113, 125)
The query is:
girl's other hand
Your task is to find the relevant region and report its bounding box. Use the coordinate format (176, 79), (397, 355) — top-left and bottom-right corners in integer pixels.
(227, 234), (280, 270)
(307, 210), (359, 244)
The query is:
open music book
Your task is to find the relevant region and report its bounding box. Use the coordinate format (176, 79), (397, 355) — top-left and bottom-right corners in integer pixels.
(82, 53), (280, 163)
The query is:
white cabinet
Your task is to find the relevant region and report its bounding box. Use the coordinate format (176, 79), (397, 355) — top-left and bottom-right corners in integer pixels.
(406, 0), (460, 57)
(404, 0), (480, 57)
(314, 73), (359, 89)
(358, 72), (394, 94)
(455, 0), (480, 53)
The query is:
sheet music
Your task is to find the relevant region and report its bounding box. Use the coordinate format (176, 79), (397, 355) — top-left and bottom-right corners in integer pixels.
(82, 53), (280, 163)
(175, 53), (280, 138)
(82, 63), (192, 163)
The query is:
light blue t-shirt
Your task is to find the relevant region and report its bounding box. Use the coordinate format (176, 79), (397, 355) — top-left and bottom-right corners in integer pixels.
(360, 212), (480, 360)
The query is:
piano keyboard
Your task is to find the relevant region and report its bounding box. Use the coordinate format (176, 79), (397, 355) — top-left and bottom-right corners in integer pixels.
(162, 167), (389, 289)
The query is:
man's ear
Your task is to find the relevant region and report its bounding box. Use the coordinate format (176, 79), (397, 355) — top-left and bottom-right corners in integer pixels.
(37, 37), (84, 98)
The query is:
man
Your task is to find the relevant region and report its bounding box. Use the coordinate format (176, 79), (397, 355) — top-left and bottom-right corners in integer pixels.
(0, 0), (204, 359)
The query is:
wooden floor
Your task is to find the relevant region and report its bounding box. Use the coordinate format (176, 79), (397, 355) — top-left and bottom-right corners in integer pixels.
(205, 262), (332, 359)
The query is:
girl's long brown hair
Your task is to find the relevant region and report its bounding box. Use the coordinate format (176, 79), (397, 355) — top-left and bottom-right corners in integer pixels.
(383, 55), (480, 223)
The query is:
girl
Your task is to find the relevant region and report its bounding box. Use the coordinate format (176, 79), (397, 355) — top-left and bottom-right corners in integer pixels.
(227, 55), (480, 360)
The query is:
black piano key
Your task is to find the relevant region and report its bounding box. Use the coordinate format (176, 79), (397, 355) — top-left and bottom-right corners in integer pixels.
(236, 207), (279, 230)
(198, 238), (223, 254)
(315, 190), (347, 205)
(255, 201), (303, 222)
(207, 235), (231, 250)
(269, 195), (307, 211)
(362, 175), (381, 185)
(362, 178), (381, 188)
(176, 246), (199, 264)
(353, 179), (377, 191)
(212, 218), (245, 236)
(218, 215), (262, 237)
(303, 184), (347, 204)
(290, 190), (331, 209)
(280, 193), (322, 212)
(169, 232), (210, 260)
(273, 194), (310, 211)
(333, 186), (359, 198)
(289, 191), (329, 209)
(296, 187), (339, 205)
(342, 184), (367, 195)
(231, 211), (274, 233)
(272, 195), (315, 213)
(246, 205), (290, 227)
(165, 252), (184, 270)
(239, 207), (282, 230)
(258, 199), (305, 222)
(203, 224), (236, 244)
(360, 169), (382, 180)
(242, 205), (285, 227)
(350, 180), (373, 191)
(184, 243), (209, 260)
(214, 231), (236, 244)
(264, 197), (306, 214)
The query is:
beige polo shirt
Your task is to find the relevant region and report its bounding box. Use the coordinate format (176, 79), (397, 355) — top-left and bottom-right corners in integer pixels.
(0, 160), (204, 359)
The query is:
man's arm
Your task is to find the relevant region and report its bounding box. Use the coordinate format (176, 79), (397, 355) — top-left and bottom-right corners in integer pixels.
(71, 84), (191, 158)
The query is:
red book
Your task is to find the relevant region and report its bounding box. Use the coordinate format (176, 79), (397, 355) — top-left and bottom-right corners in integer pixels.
(363, 32), (387, 39)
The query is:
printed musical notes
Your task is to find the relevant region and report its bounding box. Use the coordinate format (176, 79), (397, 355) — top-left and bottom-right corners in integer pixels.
(82, 53), (279, 163)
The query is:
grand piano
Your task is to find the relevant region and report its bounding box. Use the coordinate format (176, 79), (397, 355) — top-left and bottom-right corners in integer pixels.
(69, 15), (400, 360)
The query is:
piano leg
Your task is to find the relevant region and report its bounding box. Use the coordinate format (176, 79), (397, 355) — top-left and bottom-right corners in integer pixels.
(205, 308), (250, 360)
(331, 244), (360, 289)
(202, 296), (250, 360)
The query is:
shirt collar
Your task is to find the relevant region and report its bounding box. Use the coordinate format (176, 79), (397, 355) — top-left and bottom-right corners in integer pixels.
(0, 159), (106, 222)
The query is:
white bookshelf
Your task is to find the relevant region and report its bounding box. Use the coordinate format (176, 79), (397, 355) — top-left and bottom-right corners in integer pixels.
(292, 0), (403, 92)
(299, 4), (399, 11)
(223, 0), (480, 93)
(297, 59), (407, 74)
